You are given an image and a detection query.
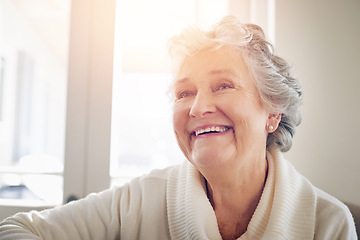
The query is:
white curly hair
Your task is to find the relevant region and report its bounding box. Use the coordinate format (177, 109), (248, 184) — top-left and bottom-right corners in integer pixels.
(168, 15), (303, 152)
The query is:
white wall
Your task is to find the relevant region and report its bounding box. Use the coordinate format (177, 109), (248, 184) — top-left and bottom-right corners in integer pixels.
(275, 0), (360, 206)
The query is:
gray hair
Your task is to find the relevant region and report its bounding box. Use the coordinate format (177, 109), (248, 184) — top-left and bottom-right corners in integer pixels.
(168, 16), (303, 152)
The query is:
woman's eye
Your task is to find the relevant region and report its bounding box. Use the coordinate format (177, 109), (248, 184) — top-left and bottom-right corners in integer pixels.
(177, 91), (192, 100)
(215, 83), (234, 91)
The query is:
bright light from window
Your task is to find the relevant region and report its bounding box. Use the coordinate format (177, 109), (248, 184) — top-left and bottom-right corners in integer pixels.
(0, 0), (70, 205)
(110, 0), (228, 185)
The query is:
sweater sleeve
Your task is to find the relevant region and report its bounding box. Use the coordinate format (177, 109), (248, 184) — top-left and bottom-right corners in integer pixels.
(0, 187), (122, 240)
(314, 189), (358, 240)
(335, 213), (358, 240)
(315, 209), (357, 240)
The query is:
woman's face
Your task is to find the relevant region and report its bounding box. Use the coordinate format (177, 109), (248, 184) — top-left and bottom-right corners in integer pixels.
(172, 47), (271, 170)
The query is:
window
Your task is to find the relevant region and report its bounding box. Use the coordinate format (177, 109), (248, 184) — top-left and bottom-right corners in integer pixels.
(0, 0), (116, 220)
(0, 0), (70, 206)
(110, 0), (229, 186)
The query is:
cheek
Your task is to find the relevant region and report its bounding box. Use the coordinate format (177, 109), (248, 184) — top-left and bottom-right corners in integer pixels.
(172, 104), (192, 160)
(227, 98), (267, 133)
(172, 104), (188, 137)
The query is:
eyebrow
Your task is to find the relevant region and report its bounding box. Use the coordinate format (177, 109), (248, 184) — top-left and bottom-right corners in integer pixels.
(175, 69), (239, 83)
(174, 77), (189, 84)
(208, 69), (239, 77)
(173, 68), (242, 92)
(173, 77), (190, 91)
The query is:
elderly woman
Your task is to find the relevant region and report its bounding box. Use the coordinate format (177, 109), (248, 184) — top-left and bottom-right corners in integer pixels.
(0, 16), (357, 239)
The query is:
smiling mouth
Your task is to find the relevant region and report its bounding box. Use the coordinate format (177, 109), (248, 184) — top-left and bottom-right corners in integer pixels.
(193, 126), (231, 137)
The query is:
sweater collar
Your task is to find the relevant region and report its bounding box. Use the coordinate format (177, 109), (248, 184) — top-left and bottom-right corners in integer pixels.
(167, 148), (317, 240)
(167, 161), (222, 240)
(242, 148), (317, 239)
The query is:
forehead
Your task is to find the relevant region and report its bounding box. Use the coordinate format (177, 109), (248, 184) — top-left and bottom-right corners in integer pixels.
(174, 47), (250, 85)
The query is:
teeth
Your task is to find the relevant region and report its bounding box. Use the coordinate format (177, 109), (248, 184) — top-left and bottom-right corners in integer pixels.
(194, 126), (229, 136)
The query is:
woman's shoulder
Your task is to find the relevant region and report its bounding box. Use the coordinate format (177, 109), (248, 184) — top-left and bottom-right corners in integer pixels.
(315, 187), (350, 213)
(266, 149), (357, 238)
(313, 187), (357, 239)
(314, 187), (354, 222)
(112, 163), (183, 197)
(126, 162), (184, 188)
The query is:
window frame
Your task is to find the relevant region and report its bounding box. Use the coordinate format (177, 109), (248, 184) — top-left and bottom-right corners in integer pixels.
(63, 0), (116, 201)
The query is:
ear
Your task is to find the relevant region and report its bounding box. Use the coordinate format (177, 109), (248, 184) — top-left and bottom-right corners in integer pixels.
(266, 113), (281, 133)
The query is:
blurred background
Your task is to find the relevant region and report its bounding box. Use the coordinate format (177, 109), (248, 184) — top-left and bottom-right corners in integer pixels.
(0, 0), (359, 233)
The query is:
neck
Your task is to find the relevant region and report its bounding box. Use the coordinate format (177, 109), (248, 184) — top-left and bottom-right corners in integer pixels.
(202, 156), (268, 239)
(205, 157), (268, 208)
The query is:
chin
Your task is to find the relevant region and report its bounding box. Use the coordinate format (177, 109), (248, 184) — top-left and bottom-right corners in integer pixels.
(190, 149), (233, 169)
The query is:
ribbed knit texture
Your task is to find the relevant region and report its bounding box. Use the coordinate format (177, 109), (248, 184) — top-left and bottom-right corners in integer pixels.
(167, 160), (222, 239)
(241, 148), (317, 239)
(167, 148), (318, 240)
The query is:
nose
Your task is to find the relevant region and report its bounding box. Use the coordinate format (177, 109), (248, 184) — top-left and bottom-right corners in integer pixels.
(189, 91), (216, 118)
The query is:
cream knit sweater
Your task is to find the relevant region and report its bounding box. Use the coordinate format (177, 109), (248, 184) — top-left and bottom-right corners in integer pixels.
(0, 149), (357, 239)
